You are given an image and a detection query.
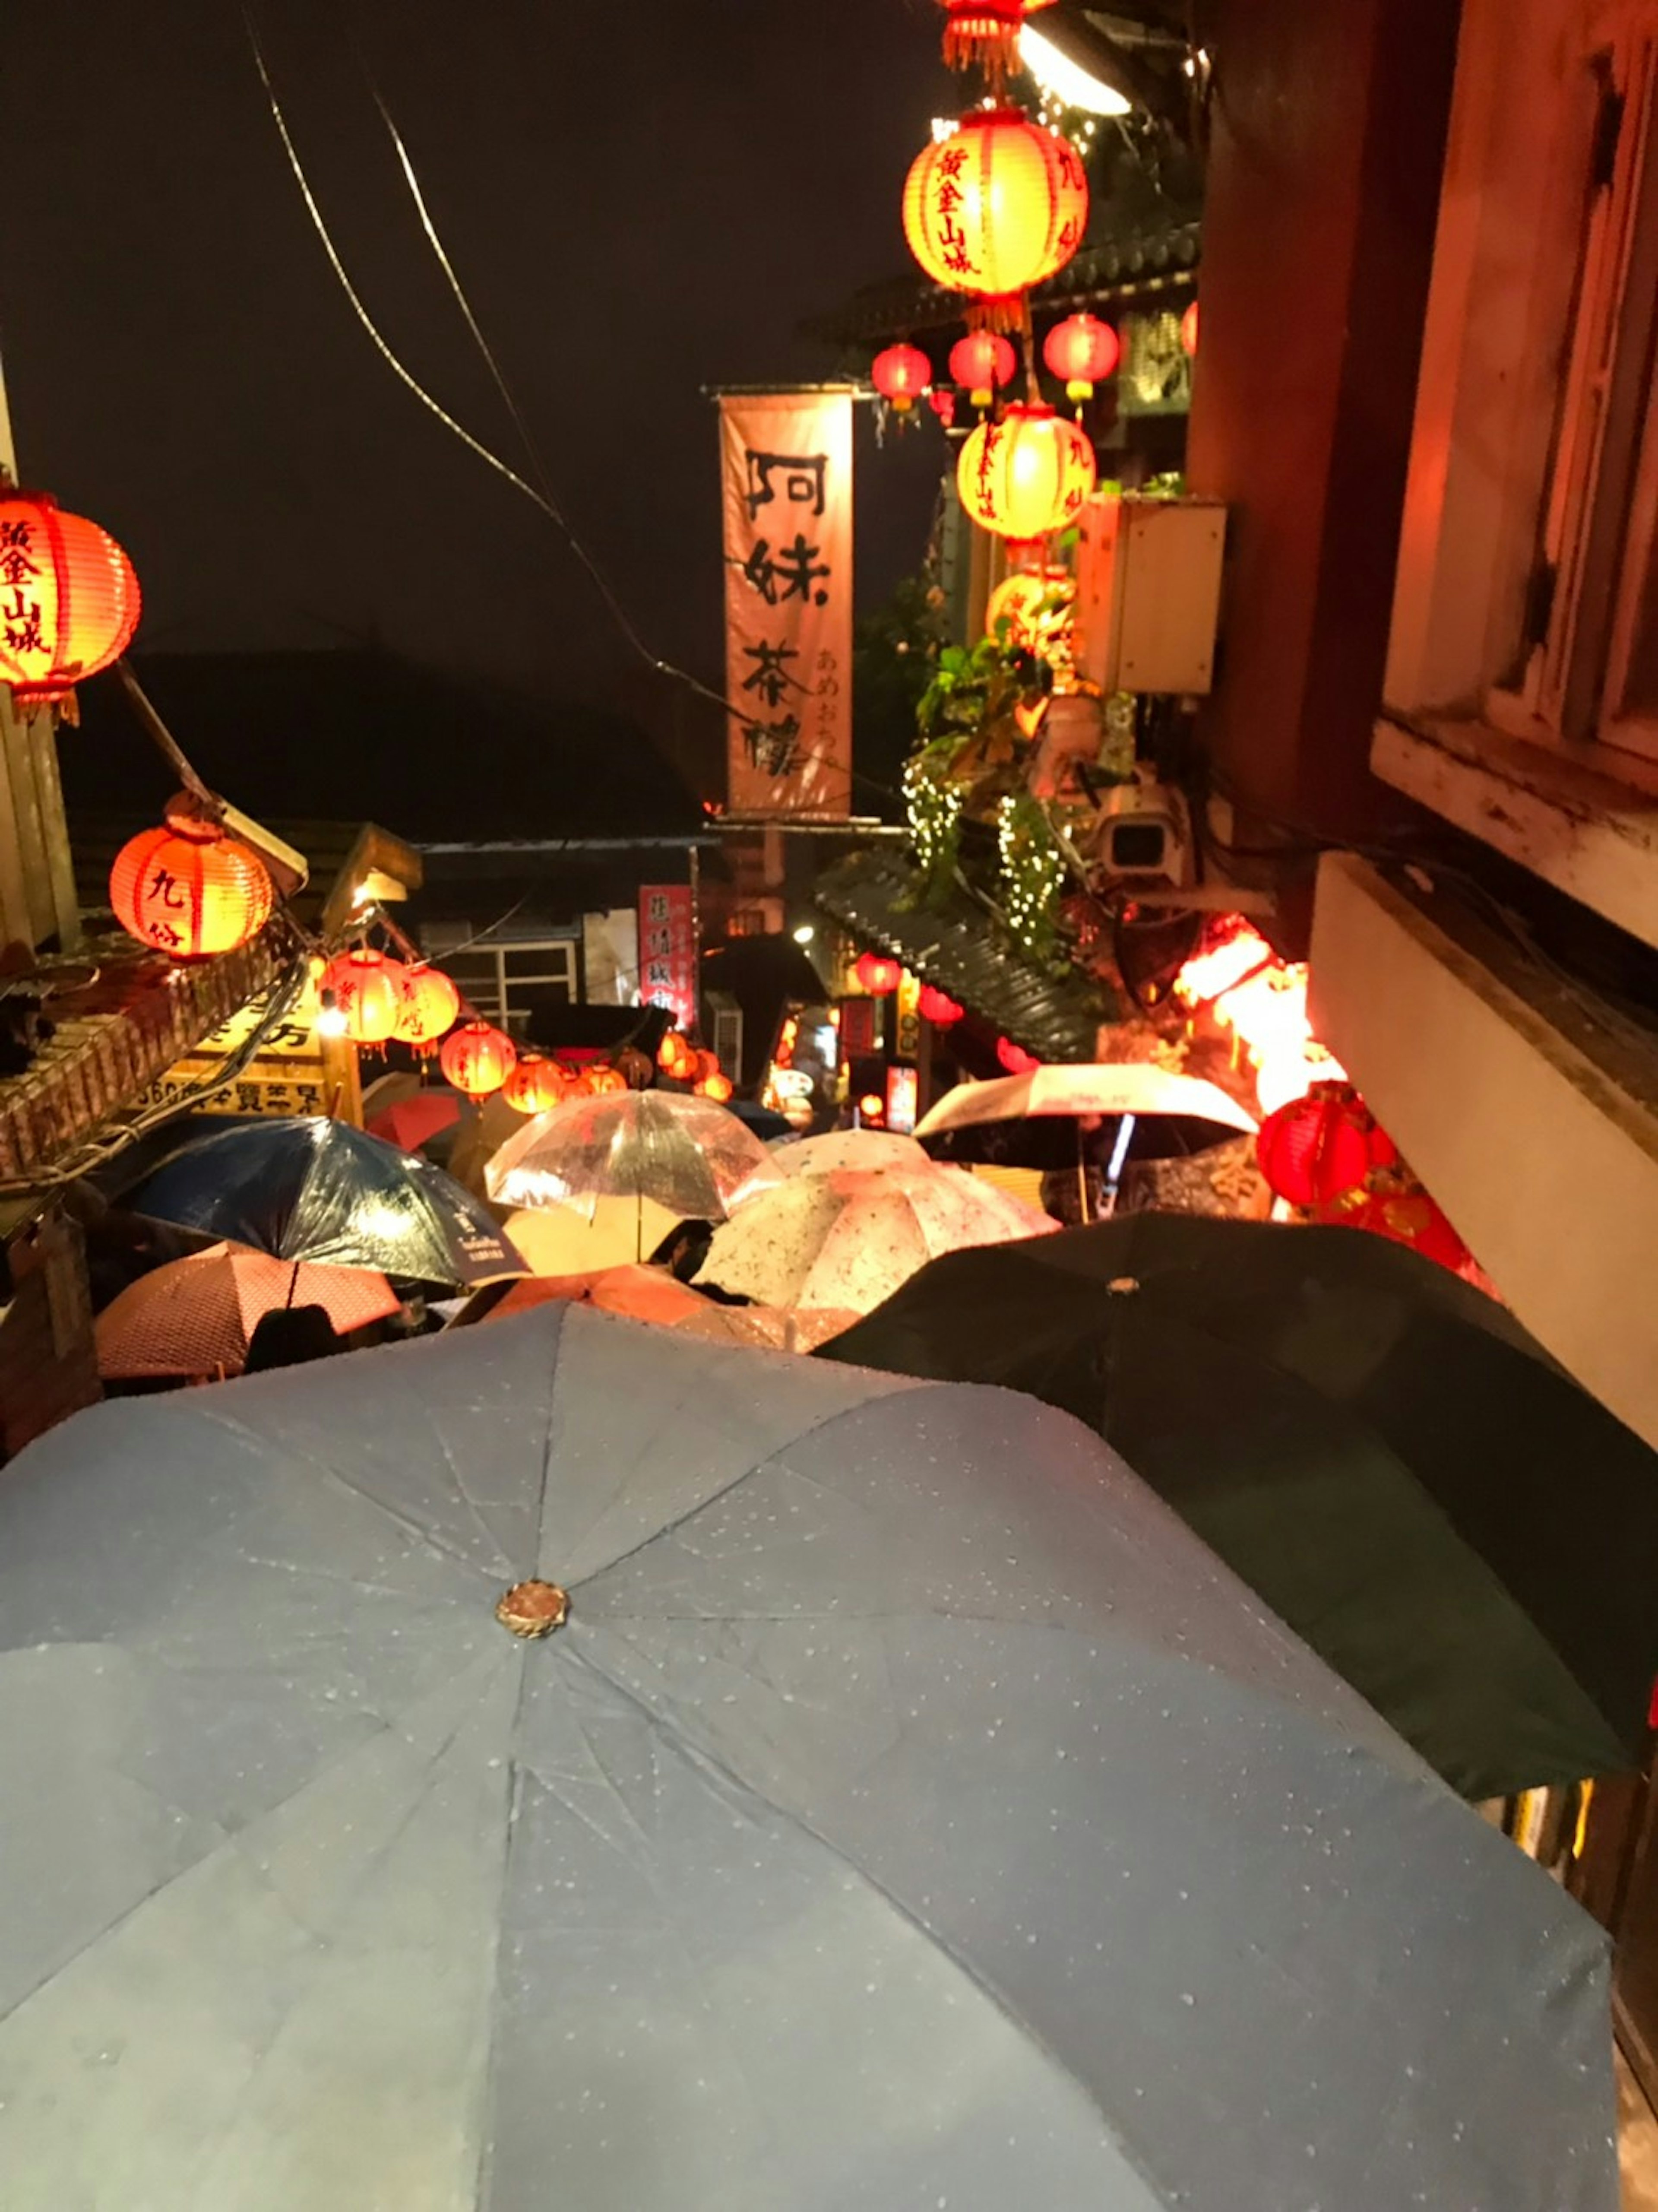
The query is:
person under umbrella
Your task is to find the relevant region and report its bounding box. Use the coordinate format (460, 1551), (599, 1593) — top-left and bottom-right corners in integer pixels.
(0, 1306), (1617, 2208)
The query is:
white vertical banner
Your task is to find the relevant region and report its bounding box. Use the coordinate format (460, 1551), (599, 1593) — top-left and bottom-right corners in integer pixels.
(721, 391), (853, 818)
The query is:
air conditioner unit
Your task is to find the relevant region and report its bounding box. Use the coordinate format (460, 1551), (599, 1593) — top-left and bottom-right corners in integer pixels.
(1074, 494), (1226, 696)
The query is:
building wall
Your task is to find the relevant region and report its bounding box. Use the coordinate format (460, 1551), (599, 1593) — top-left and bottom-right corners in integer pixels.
(1185, 0), (1462, 847)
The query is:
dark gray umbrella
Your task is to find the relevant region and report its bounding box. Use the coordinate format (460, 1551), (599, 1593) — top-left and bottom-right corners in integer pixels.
(0, 1309), (1616, 2209)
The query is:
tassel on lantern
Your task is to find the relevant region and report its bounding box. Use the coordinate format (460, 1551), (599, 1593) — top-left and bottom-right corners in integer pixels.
(937, 0), (1056, 80)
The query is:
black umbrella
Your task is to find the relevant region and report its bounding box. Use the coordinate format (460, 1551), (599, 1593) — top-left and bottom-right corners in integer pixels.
(135, 1117), (523, 1289)
(820, 1213), (1658, 1799)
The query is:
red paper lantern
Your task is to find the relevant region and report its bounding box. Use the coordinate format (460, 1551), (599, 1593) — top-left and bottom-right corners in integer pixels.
(958, 404), (1096, 539)
(587, 1064), (628, 1096)
(927, 387), (958, 428)
(1042, 313), (1120, 401)
(698, 1072), (734, 1103)
(996, 1036), (1041, 1074)
(855, 951), (902, 996)
(0, 491), (141, 712)
(109, 800), (273, 962)
(984, 566), (1073, 653)
(615, 1046), (655, 1090)
(321, 947), (408, 1045)
(902, 111), (1088, 326)
(440, 1020), (517, 1101)
(1257, 1091), (1371, 1206)
(658, 1032), (696, 1080)
(918, 984), (965, 1026)
(936, 0), (1056, 72)
(503, 1055), (568, 1116)
(396, 963), (461, 1049)
(872, 343), (931, 412)
(1180, 300), (1200, 356)
(858, 1090), (887, 1122)
(950, 330), (1017, 408)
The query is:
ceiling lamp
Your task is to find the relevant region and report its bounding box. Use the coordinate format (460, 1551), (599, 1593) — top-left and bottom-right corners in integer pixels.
(439, 1020), (517, 1102)
(902, 110), (1088, 329)
(949, 330), (1017, 409)
(1042, 313), (1120, 402)
(854, 951), (902, 996)
(936, 0), (1056, 74)
(503, 1055), (569, 1116)
(957, 403), (1096, 538)
(109, 798), (273, 962)
(871, 343), (931, 413)
(0, 491), (141, 714)
(396, 962), (461, 1050)
(320, 947), (408, 1045)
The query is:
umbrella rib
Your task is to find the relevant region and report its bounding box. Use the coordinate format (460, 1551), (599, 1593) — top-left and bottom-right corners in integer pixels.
(552, 1635), (1170, 2198)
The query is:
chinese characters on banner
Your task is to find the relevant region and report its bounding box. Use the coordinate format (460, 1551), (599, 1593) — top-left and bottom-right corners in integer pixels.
(638, 884), (697, 1032)
(137, 987), (337, 1121)
(721, 392), (853, 817)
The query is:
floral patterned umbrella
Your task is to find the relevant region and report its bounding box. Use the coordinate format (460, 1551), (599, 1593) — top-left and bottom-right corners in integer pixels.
(773, 1130), (930, 1177)
(696, 1162), (1055, 1312)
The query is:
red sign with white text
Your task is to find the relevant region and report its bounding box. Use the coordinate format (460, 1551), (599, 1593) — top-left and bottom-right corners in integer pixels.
(638, 885), (696, 1032)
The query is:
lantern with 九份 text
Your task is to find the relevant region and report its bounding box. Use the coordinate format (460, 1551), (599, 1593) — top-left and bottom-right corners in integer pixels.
(109, 798), (273, 962)
(872, 343), (931, 412)
(396, 963), (461, 1050)
(958, 403), (1096, 538)
(321, 947), (408, 1046)
(440, 1020), (517, 1101)
(903, 111), (1087, 329)
(0, 491), (141, 714)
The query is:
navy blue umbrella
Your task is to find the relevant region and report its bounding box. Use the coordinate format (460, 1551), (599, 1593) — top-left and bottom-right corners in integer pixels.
(136, 1118), (523, 1288)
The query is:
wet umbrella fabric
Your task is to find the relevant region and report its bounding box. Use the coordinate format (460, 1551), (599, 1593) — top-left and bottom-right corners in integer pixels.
(773, 1128), (930, 1176)
(916, 1063), (1257, 1168)
(94, 1242), (400, 1379)
(136, 1117), (522, 1288)
(695, 1161), (1054, 1311)
(486, 1090), (781, 1223)
(820, 1212), (1658, 1799)
(0, 1307), (1615, 2209)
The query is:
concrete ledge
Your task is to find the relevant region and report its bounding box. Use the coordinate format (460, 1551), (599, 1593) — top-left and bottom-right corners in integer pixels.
(1372, 712), (1658, 951)
(1310, 851), (1658, 1447)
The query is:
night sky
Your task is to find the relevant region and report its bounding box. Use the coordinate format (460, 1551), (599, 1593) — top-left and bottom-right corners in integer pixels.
(3, 0), (954, 786)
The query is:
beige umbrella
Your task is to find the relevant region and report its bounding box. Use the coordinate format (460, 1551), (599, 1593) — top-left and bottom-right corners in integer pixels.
(696, 1161), (1054, 1312)
(772, 1129), (930, 1178)
(501, 1201), (680, 1278)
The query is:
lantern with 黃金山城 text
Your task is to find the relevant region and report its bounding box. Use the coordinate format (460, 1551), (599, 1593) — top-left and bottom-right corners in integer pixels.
(503, 1056), (568, 1116)
(958, 404), (1096, 539)
(1256, 1088), (1372, 1207)
(903, 111), (1087, 329)
(935, 0), (1057, 74)
(872, 344), (931, 413)
(322, 947), (408, 1046)
(109, 799), (274, 962)
(396, 963), (461, 1050)
(440, 1020), (517, 1101)
(950, 330), (1016, 409)
(0, 490), (141, 714)
(855, 951), (902, 997)
(1043, 314), (1120, 402)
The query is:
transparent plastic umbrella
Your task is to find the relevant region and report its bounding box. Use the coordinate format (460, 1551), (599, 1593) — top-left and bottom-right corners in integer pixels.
(486, 1091), (782, 1224)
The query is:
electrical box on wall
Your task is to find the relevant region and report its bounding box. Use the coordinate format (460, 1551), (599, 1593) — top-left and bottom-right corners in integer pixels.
(1074, 494), (1227, 695)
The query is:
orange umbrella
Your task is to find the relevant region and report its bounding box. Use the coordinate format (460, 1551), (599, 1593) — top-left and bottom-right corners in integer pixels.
(95, 1243), (402, 1380)
(484, 1265), (851, 1349)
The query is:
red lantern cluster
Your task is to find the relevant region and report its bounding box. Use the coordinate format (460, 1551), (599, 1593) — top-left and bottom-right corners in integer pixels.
(1256, 1090), (1372, 1207)
(440, 1020), (517, 1101)
(0, 491), (141, 713)
(109, 800), (274, 962)
(1042, 313), (1120, 402)
(950, 330), (1016, 409)
(918, 984), (965, 1026)
(322, 947), (408, 1045)
(872, 343), (931, 412)
(902, 111), (1088, 328)
(855, 951), (903, 996)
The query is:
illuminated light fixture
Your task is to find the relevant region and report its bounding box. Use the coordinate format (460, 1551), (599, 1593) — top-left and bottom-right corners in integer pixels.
(871, 342), (931, 412)
(1180, 299), (1200, 356)
(315, 993), (348, 1039)
(854, 951), (903, 996)
(698, 1072), (735, 1103)
(503, 1055), (569, 1116)
(440, 1019), (517, 1101)
(0, 490), (141, 714)
(957, 403), (1096, 539)
(1020, 25), (1133, 116)
(396, 962), (461, 1049)
(1256, 1090), (1371, 1207)
(320, 946), (408, 1045)
(109, 797), (274, 962)
(1042, 312), (1120, 402)
(949, 329), (1016, 409)
(858, 1091), (887, 1122)
(902, 109), (1088, 330)
(792, 922), (815, 945)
